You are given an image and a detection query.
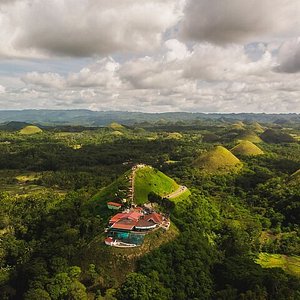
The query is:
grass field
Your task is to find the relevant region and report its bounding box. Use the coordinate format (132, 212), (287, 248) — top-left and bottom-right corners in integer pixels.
(134, 166), (179, 204)
(256, 253), (300, 277)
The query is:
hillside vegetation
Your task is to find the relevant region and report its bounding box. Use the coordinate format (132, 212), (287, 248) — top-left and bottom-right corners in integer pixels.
(231, 140), (264, 156)
(0, 118), (299, 299)
(257, 253), (300, 277)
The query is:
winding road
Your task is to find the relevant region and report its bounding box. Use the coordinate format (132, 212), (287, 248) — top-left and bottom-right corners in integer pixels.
(164, 185), (188, 199)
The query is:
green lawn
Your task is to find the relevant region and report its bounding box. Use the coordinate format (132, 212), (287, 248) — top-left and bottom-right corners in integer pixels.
(134, 166), (179, 204)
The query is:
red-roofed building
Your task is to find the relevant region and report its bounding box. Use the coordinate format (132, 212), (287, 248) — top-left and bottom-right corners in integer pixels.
(132, 206), (143, 213)
(144, 212), (163, 224)
(127, 211), (143, 221)
(135, 219), (157, 230)
(109, 213), (128, 225)
(111, 219), (138, 231)
(107, 202), (122, 210)
(109, 211), (143, 226)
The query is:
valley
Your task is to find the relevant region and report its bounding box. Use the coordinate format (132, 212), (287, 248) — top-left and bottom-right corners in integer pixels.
(0, 117), (299, 299)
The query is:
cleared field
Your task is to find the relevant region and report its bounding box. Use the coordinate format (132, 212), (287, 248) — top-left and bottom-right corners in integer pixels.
(256, 253), (300, 277)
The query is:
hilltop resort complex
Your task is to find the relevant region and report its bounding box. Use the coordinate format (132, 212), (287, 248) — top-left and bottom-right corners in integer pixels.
(104, 164), (173, 247)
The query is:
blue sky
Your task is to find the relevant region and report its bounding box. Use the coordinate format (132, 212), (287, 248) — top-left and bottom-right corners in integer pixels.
(0, 0), (300, 112)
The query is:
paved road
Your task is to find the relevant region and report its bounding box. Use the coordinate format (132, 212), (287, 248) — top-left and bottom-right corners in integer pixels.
(165, 186), (188, 199)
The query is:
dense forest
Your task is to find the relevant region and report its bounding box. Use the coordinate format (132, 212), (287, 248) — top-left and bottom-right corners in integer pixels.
(0, 118), (299, 299)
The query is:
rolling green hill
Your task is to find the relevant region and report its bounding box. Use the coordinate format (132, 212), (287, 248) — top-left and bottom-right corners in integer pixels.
(0, 121), (32, 131)
(134, 166), (180, 204)
(251, 122), (265, 133)
(19, 125), (43, 135)
(236, 130), (263, 143)
(195, 145), (242, 173)
(109, 122), (125, 131)
(231, 121), (245, 129)
(231, 140), (264, 156)
(260, 129), (295, 143)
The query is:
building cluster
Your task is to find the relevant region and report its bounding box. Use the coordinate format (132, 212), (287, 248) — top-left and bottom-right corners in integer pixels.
(105, 205), (170, 247)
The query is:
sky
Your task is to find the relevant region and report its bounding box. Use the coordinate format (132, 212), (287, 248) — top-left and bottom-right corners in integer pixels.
(0, 0), (300, 113)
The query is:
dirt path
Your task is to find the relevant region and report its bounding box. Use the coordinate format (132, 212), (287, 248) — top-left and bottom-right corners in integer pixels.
(164, 185), (187, 199)
(130, 164), (147, 205)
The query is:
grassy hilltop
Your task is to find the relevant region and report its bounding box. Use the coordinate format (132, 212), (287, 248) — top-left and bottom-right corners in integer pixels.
(194, 145), (242, 173)
(19, 125), (43, 135)
(134, 166), (180, 204)
(231, 140), (264, 156)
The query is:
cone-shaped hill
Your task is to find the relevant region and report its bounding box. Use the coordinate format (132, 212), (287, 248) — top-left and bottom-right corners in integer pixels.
(250, 122), (265, 133)
(236, 130), (262, 143)
(19, 125), (43, 135)
(194, 146), (242, 173)
(134, 165), (182, 204)
(231, 140), (264, 156)
(231, 121), (245, 130)
(260, 129), (295, 143)
(108, 122), (125, 131)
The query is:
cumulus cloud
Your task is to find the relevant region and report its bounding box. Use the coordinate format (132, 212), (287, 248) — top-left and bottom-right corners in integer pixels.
(22, 72), (65, 89)
(180, 0), (300, 44)
(67, 58), (122, 88)
(22, 57), (122, 89)
(276, 38), (300, 73)
(184, 43), (273, 81)
(0, 85), (6, 94)
(0, 0), (183, 58)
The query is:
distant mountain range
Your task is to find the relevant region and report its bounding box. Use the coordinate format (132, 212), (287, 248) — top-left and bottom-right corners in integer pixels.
(0, 110), (299, 126)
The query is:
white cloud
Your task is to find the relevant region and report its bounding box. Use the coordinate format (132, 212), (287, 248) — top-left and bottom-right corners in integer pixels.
(0, 85), (6, 94)
(22, 72), (65, 89)
(67, 58), (122, 88)
(184, 43), (273, 81)
(0, 0), (184, 58)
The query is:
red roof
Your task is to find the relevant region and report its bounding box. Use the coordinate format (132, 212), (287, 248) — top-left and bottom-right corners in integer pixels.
(144, 212), (163, 224)
(132, 206), (143, 212)
(109, 213), (127, 224)
(107, 202), (122, 207)
(135, 219), (156, 229)
(127, 211), (143, 221)
(111, 219), (138, 230)
(109, 211), (143, 224)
